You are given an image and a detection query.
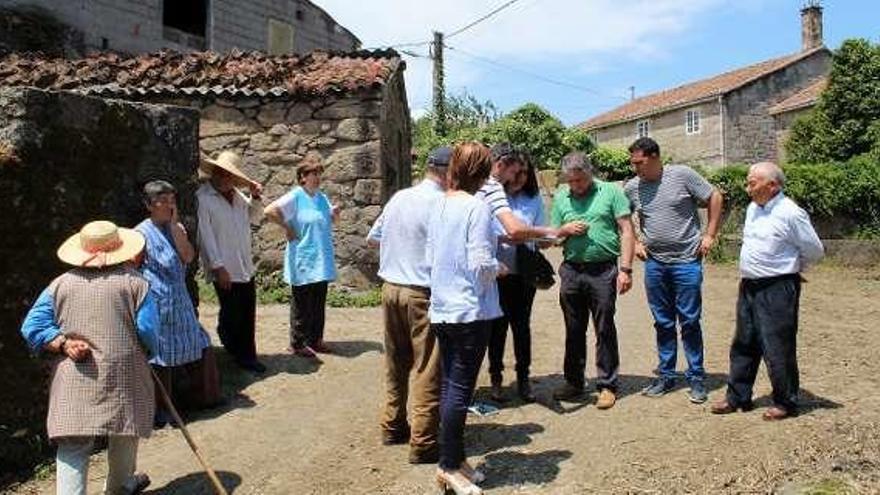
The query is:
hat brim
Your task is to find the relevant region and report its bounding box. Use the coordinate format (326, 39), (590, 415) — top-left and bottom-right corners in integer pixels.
(199, 155), (257, 189)
(57, 228), (145, 267)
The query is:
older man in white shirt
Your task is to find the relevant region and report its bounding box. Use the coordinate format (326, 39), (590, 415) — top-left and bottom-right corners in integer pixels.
(711, 162), (824, 420)
(366, 146), (448, 464)
(197, 151), (265, 373)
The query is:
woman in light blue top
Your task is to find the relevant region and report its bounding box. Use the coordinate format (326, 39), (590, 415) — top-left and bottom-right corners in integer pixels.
(265, 158), (338, 358)
(136, 180), (220, 426)
(427, 142), (501, 495)
(488, 152), (546, 403)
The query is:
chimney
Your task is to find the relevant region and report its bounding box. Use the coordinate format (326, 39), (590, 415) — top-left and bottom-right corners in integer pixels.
(801, 1), (824, 51)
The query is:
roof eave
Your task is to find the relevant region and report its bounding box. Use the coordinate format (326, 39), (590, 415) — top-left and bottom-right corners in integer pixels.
(581, 94), (721, 131)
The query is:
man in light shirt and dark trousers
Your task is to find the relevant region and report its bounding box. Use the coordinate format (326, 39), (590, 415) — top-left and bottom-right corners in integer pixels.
(712, 162), (824, 421)
(197, 151), (266, 374)
(367, 147), (449, 464)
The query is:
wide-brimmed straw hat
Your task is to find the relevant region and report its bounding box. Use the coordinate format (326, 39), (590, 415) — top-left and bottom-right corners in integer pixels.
(199, 150), (257, 188)
(57, 220), (145, 268)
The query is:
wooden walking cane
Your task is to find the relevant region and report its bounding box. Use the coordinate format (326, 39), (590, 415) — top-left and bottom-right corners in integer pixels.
(150, 369), (229, 495)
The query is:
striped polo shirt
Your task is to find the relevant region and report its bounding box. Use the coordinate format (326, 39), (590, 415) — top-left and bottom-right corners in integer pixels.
(624, 165), (714, 263)
(475, 175), (512, 220)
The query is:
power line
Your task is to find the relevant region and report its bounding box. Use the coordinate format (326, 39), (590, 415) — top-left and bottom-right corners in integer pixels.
(447, 0), (525, 39)
(444, 44), (628, 101)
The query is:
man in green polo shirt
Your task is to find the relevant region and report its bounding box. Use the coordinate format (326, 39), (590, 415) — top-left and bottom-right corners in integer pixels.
(551, 151), (635, 409)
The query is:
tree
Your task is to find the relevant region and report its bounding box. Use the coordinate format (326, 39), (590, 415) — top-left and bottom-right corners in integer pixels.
(786, 39), (880, 163)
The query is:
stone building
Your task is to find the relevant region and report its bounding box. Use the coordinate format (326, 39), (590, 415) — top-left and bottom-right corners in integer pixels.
(769, 77), (827, 162)
(580, 3), (830, 167)
(0, 0), (359, 55)
(0, 49), (411, 288)
(0, 86), (200, 478)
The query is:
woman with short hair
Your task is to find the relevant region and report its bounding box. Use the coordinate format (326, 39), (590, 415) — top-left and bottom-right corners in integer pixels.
(427, 142), (502, 495)
(264, 157), (339, 358)
(136, 180), (221, 427)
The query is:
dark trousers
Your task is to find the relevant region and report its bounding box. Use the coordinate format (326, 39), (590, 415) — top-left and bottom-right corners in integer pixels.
(289, 281), (329, 349)
(559, 260), (620, 391)
(434, 320), (490, 470)
(726, 274), (801, 412)
(488, 274), (537, 382)
(214, 280), (257, 364)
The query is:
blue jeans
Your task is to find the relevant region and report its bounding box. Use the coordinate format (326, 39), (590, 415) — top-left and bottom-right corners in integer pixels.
(434, 320), (490, 470)
(644, 258), (705, 382)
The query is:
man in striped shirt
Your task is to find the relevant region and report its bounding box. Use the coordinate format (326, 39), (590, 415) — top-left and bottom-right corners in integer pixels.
(625, 137), (723, 404)
(476, 143), (562, 241)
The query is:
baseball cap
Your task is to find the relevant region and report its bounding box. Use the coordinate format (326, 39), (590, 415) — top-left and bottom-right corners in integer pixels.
(427, 146), (452, 167)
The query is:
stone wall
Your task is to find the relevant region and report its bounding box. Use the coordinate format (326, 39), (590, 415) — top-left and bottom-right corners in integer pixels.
(0, 88), (199, 483)
(723, 50), (830, 165)
(773, 106), (812, 163)
(592, 99), (724, 167)
(171, 83), (409, 289)
(0, 0), (358, 54)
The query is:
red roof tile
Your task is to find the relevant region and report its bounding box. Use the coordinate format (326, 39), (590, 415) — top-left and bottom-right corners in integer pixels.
(768, 77), (827, 115)
(0, 49), (402, 97)
(580, 48), (826, 130)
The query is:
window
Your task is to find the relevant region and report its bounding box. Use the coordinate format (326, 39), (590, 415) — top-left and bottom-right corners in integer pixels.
(636, 120), (650, 138)
(268, 19), (295, 55)
(686, 109), (701, 135)
(162, 0), (207, 37)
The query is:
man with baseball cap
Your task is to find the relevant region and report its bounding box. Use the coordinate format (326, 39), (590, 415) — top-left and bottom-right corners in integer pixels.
(367, 146), (449, 463)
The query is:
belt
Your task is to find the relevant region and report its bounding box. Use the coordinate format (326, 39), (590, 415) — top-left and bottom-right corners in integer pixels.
(383, 281), (430, 293)
(564, 259), (616, 271)
(741, 273), (800, 289)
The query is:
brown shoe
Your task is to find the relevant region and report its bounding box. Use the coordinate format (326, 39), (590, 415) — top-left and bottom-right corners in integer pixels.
(763, 406), (792, 421)
(710, 399), (754, 415)
(596, 389), (616, 410)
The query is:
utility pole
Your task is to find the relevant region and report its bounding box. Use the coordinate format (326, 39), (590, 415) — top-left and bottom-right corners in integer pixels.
(431, 31), (447, 136)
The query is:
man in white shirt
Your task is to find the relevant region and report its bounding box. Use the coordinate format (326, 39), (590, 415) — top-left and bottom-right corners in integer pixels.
(711, 162), (823, 420)
(366, 147), (448, 464)
(197, 151), (265, 373)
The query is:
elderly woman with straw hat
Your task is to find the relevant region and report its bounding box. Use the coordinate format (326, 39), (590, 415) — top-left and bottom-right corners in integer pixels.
(20, 220), (159, 495)
(264, 156), (339, 358)
(196, 150), (266, 373)
(136, 180), (221, 428)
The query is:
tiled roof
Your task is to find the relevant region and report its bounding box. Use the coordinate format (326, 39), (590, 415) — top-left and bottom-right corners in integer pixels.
(580, 47), (826, 130)
(769, 77), (827, 115)
(0, 49), (402, 98)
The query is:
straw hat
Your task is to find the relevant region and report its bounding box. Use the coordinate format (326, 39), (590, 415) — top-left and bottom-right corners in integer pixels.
(57, 220), (145, 268)
(199, 150), (257, 188)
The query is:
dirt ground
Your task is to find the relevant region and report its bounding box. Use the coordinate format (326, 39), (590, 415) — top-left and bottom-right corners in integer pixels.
(9, 252), (880, 494)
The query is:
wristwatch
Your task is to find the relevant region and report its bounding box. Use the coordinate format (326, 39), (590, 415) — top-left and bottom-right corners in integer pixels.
(619, 266), (633, 275)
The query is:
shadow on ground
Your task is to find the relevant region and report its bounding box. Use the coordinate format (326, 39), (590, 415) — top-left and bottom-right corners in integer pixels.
(519, 372), (729, 414)
(480, 449), (573, 490)
(465, 422), (544, 456)
(144, 470), (241, 494)
(753, 388), (843, 415)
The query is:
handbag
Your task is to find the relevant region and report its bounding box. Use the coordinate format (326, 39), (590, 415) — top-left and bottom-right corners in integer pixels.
(516, 244), (556, 290)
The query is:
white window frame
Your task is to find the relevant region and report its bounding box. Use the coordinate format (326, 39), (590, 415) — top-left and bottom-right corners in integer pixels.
(636, 120), (650, 138)
(686, 109), (701, 135)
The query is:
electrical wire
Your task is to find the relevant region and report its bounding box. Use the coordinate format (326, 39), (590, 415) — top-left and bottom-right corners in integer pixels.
(446, 0), (526, 39)
(445, 44), (628, 101)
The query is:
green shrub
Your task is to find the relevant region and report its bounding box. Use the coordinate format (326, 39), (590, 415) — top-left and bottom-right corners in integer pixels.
(589, 146), (633, 181)
(704, 155), (880, 234)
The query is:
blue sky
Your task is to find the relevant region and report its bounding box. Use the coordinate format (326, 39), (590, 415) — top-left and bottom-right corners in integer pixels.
(316, 1), (879, 126)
